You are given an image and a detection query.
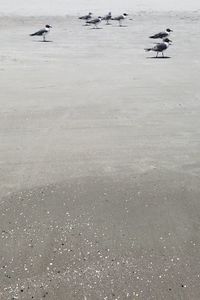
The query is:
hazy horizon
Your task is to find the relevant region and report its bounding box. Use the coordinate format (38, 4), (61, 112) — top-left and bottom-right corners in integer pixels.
(0, 0), (199, 15)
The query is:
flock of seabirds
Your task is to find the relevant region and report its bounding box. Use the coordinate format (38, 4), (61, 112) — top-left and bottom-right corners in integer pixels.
(30, 12), (173, 58)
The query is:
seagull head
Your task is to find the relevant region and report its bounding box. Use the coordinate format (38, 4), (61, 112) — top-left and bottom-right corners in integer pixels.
(123, 13), (128, 17)
(45, 25), (52, 28)
(163, 38), (172, 44)
(89, 12), (92, 15)
(166, 28), (173, 33)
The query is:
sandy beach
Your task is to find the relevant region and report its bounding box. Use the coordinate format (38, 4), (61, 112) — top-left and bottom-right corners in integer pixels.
(1, 12), (200, 299)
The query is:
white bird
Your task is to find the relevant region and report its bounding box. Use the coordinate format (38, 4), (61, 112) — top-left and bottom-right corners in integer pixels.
(111, 13), (128, 26)
(149, 28), (173, 39)
(79, 12), (93, 21)
(102, 12), (112, 25)
(86, 16), (102, 29)
(30, 24), (52, 42)
(145, 38), (172, 58)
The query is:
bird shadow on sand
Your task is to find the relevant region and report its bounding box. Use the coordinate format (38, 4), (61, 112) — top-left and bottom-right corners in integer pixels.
(113, 25), (128, 28)
(146, 56), (171, 59)
(36, 40), (53, 43)
(90, 27), (103, 30)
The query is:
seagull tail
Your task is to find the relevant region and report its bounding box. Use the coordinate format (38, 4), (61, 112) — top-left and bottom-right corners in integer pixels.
(149, 35), (156, 39)
(144, 48), (152, 52)
(30, 33), (36, 36)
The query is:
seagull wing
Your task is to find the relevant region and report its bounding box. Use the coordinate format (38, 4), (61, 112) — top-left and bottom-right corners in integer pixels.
(79, 14), (91, 20)
(30, 28), (47, 36)
(87, 18), (98, 24)
(153, 43), (167, 52)
(149, 31), (167, 39)
(86, 19), (93, 24)
(112, 15), (122, 21)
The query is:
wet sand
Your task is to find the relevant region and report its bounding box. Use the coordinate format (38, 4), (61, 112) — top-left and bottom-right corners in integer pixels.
(1, 12), (200, 299)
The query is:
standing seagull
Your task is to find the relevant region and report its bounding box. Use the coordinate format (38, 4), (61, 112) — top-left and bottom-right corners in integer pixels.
(86, 16), (102, 29)
(102, 12), (112, 25)
(79, 12), (93, 20)
(149, 28), (173, 39)
(111, 13), (128, 26)
(145, 38), (172, 58)
(30, 24), (52, 42)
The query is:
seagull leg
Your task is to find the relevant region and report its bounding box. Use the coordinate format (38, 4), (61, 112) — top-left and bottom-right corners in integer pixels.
(162, 52), (165, 58)
(156, 52), (159, 58)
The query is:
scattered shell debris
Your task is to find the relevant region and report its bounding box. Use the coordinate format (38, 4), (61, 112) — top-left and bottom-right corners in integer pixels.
(0, 177), (198, 299)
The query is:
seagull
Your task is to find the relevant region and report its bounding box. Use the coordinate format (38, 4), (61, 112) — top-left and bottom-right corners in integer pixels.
(102, 12), (112, 25)
(30, 24), (52, 42)
(145, 38), (172, 58)
(86, 16), (102, 29)
(111, 13), (128, 26)
(79, 12), (93, 20)
(149, 28), (173, 39)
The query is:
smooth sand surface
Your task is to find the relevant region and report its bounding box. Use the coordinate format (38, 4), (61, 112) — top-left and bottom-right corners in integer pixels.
(1, 12), (200, 299)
